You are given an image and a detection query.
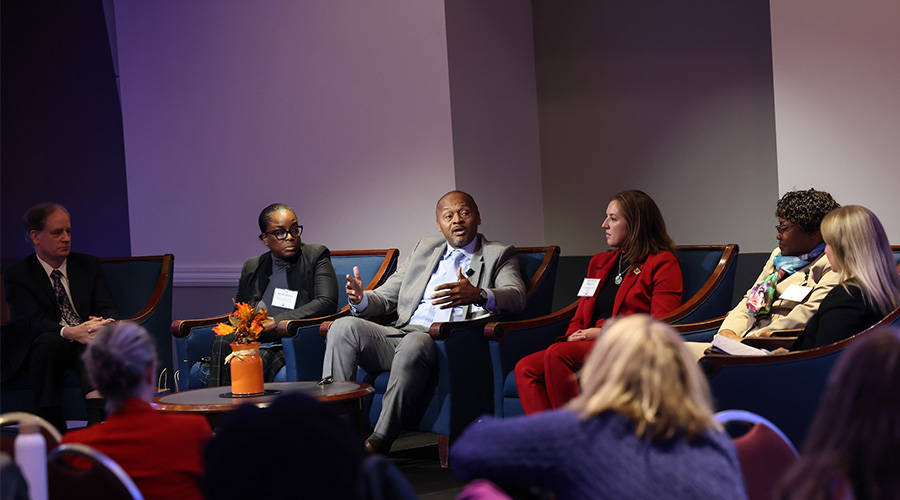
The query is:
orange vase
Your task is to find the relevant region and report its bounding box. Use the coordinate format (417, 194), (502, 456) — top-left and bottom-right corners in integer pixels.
(229, 342), (265, 396)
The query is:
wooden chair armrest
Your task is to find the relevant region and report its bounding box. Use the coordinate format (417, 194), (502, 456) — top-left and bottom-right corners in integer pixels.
(275, 307), (351, 337)
(170, 315), (230, 338)
(429, 315), (497, 341)
(671, 316), (726, 334)
(484, 301), (579, 342)
(103, 254), (174, 325)
(742, 337), (797, 350)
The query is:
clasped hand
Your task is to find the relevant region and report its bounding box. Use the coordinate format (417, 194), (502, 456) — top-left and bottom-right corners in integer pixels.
(567, 328), (601, 342)
(63, 316), (115, 344)
(431, 267), (480, 309)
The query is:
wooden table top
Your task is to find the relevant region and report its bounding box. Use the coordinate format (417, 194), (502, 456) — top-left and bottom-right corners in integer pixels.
(151, 381), (374, 415)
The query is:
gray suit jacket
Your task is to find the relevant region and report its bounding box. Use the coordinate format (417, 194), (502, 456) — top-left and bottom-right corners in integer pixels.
(358, 234), (526, 327)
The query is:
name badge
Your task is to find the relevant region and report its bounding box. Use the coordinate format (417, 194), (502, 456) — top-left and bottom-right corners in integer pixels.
(780, 284), (812, 302)
(272, 288), (298, 309)
(577, 278), (601, 297)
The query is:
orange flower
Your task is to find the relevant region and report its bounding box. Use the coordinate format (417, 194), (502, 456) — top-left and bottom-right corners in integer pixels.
(213, 323), (235, 336)
(216, 302), (270, 344)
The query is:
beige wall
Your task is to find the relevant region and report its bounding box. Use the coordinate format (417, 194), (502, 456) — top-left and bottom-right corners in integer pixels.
(534, 1), (780, 255)
(771, 0), (900, 242)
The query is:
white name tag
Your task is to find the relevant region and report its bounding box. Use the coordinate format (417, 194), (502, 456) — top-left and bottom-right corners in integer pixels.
(577, 278), (601, 297)
(272, 288), (298, 309)
(780, 284), (812, 302)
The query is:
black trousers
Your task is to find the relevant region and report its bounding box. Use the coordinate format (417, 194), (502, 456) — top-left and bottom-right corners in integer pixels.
(27, 332), (93, 408)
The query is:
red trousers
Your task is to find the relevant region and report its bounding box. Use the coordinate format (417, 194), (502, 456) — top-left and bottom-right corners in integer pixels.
(514, 340), (595, 415)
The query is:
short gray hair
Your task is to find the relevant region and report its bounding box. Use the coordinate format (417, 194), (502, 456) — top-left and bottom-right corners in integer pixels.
(83, 322), (157, 413)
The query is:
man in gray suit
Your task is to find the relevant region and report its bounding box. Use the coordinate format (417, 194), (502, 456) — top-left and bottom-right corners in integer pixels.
(323, 191), (526, 453)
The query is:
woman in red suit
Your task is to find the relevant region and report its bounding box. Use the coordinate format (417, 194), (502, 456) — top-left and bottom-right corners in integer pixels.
(61, 322), (211, 500)
(515, 190), (683, 414)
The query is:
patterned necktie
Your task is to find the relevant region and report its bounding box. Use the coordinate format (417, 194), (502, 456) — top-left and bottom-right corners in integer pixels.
(431, 250), (466, 323)
(50, 270), (81, 326)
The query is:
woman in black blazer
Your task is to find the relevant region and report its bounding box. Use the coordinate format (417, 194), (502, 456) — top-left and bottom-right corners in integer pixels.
(791, 205), (900, 351)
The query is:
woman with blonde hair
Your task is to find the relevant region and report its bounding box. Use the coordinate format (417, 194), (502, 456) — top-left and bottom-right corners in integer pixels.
(451, 315), (746, 499)
(790, 205), (900, 351)
(60, 322), (211, 500)
(777, 326), (900, 500)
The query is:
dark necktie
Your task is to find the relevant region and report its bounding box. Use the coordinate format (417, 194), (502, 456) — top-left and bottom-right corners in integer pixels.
(50, 270), (81, 326)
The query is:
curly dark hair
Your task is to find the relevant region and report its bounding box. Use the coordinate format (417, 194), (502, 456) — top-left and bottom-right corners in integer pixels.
(775, 189), (840, 234)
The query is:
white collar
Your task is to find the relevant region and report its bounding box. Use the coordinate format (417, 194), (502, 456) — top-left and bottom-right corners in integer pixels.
(36, 254), (68, 279)
(444, 237), (478, 259)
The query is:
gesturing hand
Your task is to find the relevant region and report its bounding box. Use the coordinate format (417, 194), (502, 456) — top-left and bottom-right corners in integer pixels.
(431, 267), (481, 309)
(346, 266), (364, 305)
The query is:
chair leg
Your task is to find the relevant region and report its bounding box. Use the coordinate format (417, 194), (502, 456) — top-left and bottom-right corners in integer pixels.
(438, 435), (450, 468)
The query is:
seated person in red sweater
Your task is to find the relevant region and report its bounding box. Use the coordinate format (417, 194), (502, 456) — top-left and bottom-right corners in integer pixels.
(61, 322), (211, 500)
(452, 315), (747, 500)
(515, 190), (683, 414)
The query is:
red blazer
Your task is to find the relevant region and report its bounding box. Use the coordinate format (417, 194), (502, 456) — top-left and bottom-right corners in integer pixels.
(565, 250), (683, 336)
(61, 398), (211, 500)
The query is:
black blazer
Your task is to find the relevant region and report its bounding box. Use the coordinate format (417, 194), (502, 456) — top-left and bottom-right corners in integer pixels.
(235, 244), (338, 331)
(2, 253), (119, 380)
(791, 283), (884, 351)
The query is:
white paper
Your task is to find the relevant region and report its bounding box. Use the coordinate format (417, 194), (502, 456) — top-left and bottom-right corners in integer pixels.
(711, 335), (770, 356)
(272, 288), (298, 309)
(577, 278), (601, 297)
(779, 284), (813, 302)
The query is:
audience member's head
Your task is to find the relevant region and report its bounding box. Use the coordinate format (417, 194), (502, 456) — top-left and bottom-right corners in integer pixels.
(608, 190), (674, 267)
(204, 392), (365, 500)
(820, 205), (900, 316)
(777, 326), (900, 500)
(257, 203), (302, 260)
(567, 314), (718, 442)
(83, 321), (157, 414)
(774, 189), (840, 256)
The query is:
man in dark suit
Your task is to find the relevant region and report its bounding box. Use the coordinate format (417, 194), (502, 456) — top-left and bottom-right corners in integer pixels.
(3, 203), (118, 432)
(323, 191), (526, 454)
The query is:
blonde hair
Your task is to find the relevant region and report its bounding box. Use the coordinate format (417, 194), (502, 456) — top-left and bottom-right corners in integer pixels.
(566, 315), (718, 442)
(820, 205), (900, 316)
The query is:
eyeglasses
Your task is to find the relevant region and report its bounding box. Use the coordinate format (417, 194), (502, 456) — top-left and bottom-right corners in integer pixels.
(263, 225), (302, 240)
(775, 223), (795, 234)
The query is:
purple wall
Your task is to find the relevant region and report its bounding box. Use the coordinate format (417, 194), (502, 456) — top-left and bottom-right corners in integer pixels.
(113, 1), (458, 288)
(1, 0), (131, 267)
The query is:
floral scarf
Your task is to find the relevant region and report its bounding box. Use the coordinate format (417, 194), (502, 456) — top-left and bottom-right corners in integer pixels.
(746, 242), (825, 317)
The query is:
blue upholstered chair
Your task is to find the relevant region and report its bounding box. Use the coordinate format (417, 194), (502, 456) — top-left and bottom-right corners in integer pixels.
(483, 244), (740, 419)
(698, 304), (900, 450)
(320, 246), (560, 467)
(170, 249), (399, 390)
(0, 255), (174, 421)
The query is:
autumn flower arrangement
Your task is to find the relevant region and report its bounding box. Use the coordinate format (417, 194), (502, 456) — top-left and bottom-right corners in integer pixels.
(213, 302), (269, 344)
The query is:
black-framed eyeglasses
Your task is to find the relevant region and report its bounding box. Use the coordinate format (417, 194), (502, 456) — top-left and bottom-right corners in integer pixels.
(775, 223), (795, 234)
(263, 225), (302, 240)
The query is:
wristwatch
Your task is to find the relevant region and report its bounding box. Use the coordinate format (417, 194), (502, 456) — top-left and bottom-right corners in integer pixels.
(475, 288), (488, 307)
